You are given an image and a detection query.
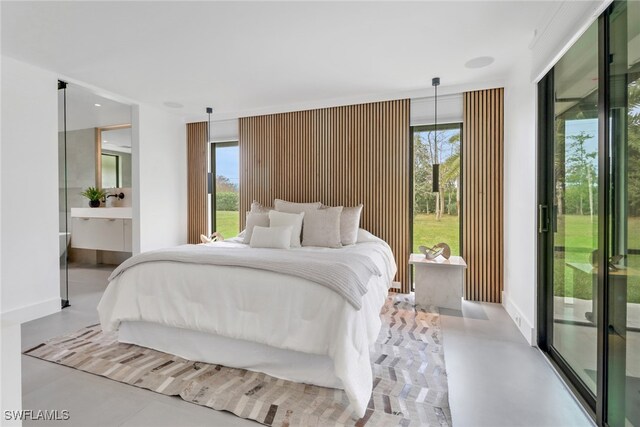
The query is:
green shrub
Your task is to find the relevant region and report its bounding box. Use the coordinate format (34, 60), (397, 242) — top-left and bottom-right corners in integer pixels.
(216, 191), (238, 211)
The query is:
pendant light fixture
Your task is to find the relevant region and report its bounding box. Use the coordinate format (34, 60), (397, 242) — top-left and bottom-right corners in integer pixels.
(432, 77), (440, 193)
(207, 107), (213, 195)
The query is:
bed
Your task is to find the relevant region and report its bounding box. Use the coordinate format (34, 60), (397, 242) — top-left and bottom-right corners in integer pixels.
(97, 228), (396, 417)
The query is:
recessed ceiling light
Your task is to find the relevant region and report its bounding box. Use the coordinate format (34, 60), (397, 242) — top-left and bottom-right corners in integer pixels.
(103, 140), (108, 143)
(464, 56), (495, 69)
(163, 101), (184, 109)
(94, 103), (101, 107)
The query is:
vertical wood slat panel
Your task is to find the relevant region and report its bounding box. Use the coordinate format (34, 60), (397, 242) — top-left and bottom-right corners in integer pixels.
(462, 88), (504, 303)
(186, 122), (208, 244)
(239, 100), (411, 292)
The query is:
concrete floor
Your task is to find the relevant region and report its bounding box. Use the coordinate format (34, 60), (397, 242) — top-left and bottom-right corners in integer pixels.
(21, 265), (593, 426)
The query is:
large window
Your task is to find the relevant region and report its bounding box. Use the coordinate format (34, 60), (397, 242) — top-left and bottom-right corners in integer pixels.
(412, 123), (462, 255)
(210, 142), (239, 238)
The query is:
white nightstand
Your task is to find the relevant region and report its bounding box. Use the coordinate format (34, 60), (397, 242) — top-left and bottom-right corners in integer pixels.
(409, 253), (467, 311)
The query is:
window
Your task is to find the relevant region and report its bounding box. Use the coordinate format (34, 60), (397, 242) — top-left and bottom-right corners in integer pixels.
(101, 153), (119, 188)
(210, 142), (239, 238)
(412, 123), (462, 255)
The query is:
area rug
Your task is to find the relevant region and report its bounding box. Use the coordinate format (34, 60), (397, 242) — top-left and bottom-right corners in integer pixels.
(24, 294), (450, 426)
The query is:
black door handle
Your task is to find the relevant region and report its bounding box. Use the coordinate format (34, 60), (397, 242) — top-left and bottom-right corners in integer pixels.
(538, 205), (549, 233)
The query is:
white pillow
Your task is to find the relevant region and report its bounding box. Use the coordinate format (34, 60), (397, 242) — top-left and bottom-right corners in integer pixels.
(243, 211), (270, 244)
(269, 210), (305, 247)
(274, 199), (321, 215)
(249, 226), (292, 249)
(340, 204), (363, 245)
(303, 206), (343, 248)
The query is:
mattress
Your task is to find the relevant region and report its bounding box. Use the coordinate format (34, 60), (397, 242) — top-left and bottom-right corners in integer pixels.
(98, 229), (396, 417)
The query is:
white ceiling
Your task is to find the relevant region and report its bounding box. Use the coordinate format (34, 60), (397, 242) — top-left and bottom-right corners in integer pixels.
(3, 1), (561, 121)
(59, 84), (132, 131)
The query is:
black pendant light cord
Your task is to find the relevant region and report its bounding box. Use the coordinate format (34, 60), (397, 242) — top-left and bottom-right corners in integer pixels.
(432, 77), (440, 193)
(206, 107), (214, 233)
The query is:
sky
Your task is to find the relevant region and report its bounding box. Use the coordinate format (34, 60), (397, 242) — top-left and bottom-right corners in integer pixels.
(565, 118), (598, 167)
(215, 145), (239, 185)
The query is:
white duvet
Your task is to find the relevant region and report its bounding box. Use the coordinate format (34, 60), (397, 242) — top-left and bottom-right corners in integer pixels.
(97, 229), (396, 418)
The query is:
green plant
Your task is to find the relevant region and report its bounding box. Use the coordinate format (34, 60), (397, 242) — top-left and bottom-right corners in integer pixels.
(216, 191), (239, 211)
(80, 187), (106, 202)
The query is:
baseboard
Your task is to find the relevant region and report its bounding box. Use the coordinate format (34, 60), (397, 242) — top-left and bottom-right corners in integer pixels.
(502, 292), (535, 346)
(1, 298), (60, 326)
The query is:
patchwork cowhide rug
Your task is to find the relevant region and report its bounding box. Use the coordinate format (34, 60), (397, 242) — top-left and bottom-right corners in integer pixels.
(25, 294), (450, 426)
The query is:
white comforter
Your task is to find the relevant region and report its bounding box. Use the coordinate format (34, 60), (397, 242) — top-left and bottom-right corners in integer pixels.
(97, 229), (396, 418)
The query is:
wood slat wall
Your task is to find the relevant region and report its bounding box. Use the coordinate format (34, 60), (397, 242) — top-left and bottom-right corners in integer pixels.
(239, 100), (411, 291)
(462, 88), (504, 303)
(187, 122), (208, 244)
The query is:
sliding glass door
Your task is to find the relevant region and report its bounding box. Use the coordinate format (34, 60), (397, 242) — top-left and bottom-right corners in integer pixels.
(549, 20), (600, 397)
(606, 1), (639, 425)
(538, 1), (639, 425)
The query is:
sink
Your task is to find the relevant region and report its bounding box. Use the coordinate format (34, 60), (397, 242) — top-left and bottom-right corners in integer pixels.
(70, 207), (132, 219)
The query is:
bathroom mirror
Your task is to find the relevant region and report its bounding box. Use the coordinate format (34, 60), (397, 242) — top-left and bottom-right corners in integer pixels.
(95, 124), (132, 190)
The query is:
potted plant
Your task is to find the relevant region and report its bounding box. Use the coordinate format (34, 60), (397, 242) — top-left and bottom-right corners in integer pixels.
(81, 187), (106, 208)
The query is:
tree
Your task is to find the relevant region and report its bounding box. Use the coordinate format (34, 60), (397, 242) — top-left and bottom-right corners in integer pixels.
(627, 80), (640, 216)
(216, 175), (238, 192)
(412, 129), (461, 219)
(413, 132), (435, 215)
(566, 131), (597, 221)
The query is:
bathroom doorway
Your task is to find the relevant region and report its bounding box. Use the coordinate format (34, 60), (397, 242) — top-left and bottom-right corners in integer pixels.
(58, 82), (133, 307)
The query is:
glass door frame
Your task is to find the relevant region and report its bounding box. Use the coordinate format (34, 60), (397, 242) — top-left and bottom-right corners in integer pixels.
(537, 7), (612, 425)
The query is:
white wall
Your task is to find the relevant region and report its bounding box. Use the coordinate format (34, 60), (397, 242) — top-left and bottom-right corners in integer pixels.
(410, 94), (463, 126)
(529, 1), (609, 82)
(210, 118), (239, 142)
(132, 105), (187, 254)
(503, 54), (538, 345)
(1, 56), (61, 424)
(1, 56), (60, 318)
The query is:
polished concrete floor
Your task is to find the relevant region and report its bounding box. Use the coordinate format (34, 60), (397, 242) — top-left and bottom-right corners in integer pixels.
(21, 266), (593, 426)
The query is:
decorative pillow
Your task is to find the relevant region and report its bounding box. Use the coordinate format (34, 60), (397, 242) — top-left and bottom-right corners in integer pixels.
(249, 226), (292, 249)
(302, 206), (343, 248)
(250, 200), (272, 213)
(243, 211), (270, 244)
(274, 199), (322, 215)
(340, 204), (363, 245)
(268, 210), (305, 247)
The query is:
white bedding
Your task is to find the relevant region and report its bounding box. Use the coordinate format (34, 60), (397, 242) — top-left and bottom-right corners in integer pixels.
(97, 229), (396, 417)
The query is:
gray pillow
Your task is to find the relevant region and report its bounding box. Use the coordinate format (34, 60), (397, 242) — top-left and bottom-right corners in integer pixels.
(250, 200), (272, 213)
(302, 206), (343, 248)
(340, 204), (363, 245)
(274, 199), (321, 215)
(243, 211), (270, 244)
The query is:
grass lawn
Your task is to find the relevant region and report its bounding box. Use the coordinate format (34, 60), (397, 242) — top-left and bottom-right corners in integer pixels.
(413, 214), (460, 255)
(217, 210), (639, 304)
(554, 214), (640, 304)
(215, 210), (240, 239)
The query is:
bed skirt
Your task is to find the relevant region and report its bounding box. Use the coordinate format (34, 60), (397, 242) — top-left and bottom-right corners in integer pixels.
(118, 320), (344, 390)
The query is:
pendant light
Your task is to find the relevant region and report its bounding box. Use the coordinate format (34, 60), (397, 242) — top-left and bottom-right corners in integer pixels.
(432, 77), (440, 193)
(207, 107), (213, 195)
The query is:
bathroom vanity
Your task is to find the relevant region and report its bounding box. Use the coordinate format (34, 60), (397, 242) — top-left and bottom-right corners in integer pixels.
(70, 207), (132, 252)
